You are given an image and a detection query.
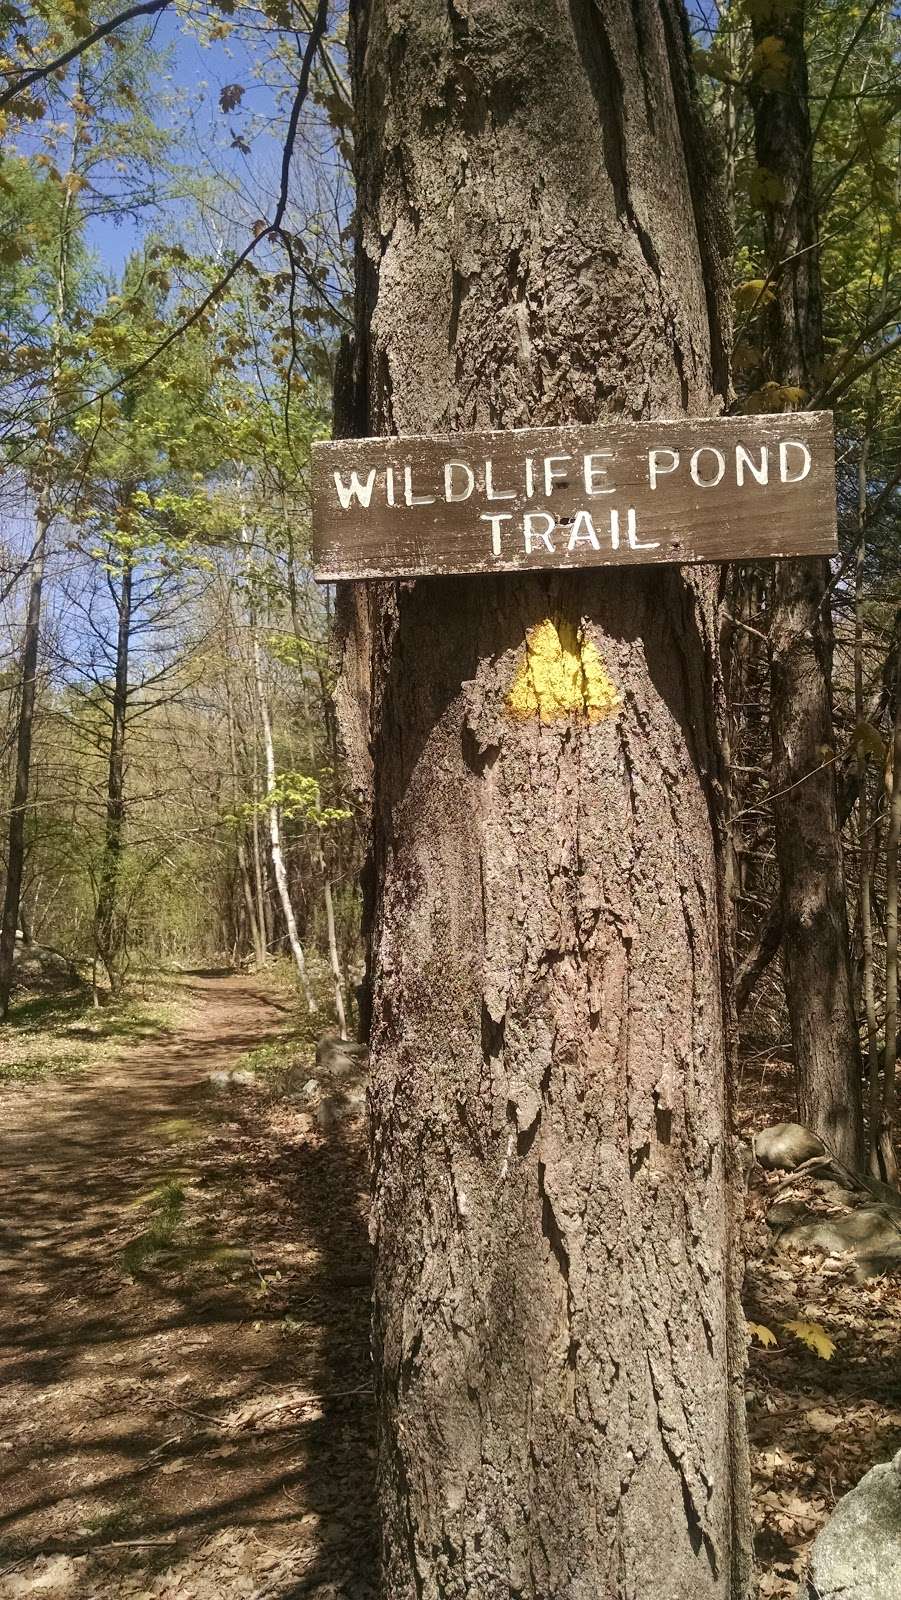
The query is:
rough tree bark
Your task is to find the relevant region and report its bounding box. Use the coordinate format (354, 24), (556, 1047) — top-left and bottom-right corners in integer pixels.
(749, 2), (863, 1166)
(342, 1), (750, 1594)
(94, 552), (133, 997)
(0, 512), (47, 1018)
(0, 112), (80, 1019)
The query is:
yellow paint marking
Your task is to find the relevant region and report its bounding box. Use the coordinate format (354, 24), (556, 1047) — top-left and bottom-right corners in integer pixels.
(506, 618), (621, 723)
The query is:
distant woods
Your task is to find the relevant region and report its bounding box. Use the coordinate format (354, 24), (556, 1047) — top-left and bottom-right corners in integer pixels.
(0, 0), (359, 1019)
(696, 0), (900, 1179)
(0, 0), (898, 1180)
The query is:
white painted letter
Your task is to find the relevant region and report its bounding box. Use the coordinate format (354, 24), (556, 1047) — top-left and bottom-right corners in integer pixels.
(648, 448), (679, 490)
(627, 508), (659, 550)
(403, 466), (435, 506)
(583, 451), (614, 496)
(481, 512), (512, 558)
(525, 457), (536, 499)
(386, 466), (396, 506)
(566, 510), (600, 551)
(334, 468), (376, 510)
(690, 447), (726, 488)
(485, 458), (515, 501)
(779, 440), (811, 483)
(444, 460), (474, 502)
(736, 444), (768, 486)
(524, 511), (556, 554)
(543, 455), (572, 496)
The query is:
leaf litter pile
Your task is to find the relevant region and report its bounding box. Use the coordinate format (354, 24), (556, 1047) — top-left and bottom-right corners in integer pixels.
(0, 973), (898, 1598)
(738, 1052), (901, 1595)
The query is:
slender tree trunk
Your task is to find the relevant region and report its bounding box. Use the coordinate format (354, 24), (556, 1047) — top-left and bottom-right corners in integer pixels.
(856, 422), (882, 1177)
(875, 615), (901, 1185)
(321, 856), (347, 1038)
(94, 554), (133, 997)
(0, 510), (47, 1018)
(248, 726), (270, 955)
(225, 678), (265, 967)
(0, 109), (80, 1019)
(749, 1), (863, 1166)
(341, 2), (750, 1593)
(248, 602), (317, 1012)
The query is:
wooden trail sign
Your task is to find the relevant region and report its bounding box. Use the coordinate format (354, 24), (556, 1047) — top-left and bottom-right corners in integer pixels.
(311, 411), (836, 582)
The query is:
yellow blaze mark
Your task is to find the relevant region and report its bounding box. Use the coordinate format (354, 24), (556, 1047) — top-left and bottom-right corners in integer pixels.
(506, 618), (621, 723)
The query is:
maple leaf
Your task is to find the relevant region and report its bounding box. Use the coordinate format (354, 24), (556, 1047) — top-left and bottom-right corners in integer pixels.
(219, 83), (245, 113)
(748, 1321), (779, 1348)
(751, 35), (792, 91)
(735, 278), (775, 313)
(783, 1320), (836, 1360)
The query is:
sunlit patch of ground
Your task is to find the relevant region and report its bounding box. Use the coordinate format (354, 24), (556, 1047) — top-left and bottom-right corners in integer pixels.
(0, 973), (375, 1600)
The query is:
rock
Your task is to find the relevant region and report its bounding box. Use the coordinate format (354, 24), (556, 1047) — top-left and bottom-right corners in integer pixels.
(800, 1449), (901, 1598)
(11, 937), (82, 993)
(315, 1035), (367, 1079)
(755, 1122), (826, 1171)
(208, 1068), (255, 1090)
(774, 1203), (901, 1280)
(316, 1083), (366, 1129)
(229, 1069), (256, 1089)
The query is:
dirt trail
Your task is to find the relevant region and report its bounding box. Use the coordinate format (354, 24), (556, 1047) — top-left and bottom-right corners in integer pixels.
(0, 974), (376, 1600)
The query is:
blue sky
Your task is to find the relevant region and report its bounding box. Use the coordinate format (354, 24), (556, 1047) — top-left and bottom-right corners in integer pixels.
(83, 7), (296, 278)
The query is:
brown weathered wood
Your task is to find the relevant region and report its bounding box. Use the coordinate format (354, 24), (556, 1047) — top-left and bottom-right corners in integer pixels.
(312, 411), (835, 580)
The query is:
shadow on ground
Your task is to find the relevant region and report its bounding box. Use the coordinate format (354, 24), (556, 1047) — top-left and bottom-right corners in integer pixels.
(0, 974), (376, 1599)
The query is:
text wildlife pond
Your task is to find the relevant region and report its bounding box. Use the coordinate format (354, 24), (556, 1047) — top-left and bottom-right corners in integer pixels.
(312, 412), (836, 581)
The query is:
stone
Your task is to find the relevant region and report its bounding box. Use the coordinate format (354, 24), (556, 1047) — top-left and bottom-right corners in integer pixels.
(207, 1068), (255, 1090)
(800, 1449), (901, 1599)
(755, 1122), (826, 1171)
(315, 1035), (367, 1080)
(774, 1203), (901, 1280)
(11, 938), (83, 993)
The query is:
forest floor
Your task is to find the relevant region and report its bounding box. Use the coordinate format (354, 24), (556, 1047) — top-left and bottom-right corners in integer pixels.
(0, 972), (375, 1600)
(736, 1054), (901, 1596)
(0, 975), (898, 1598)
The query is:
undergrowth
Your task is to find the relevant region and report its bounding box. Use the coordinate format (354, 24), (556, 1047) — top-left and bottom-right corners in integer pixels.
(0, 984), (179, 1086)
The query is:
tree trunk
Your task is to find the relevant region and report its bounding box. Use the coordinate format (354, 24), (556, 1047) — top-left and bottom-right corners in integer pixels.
(750, 2), (863, 1165)
(0, 508), (47, 1019)
(94, 553), (133, 997)
(343, 2), (750, 1593)
(875, 613), (901, 1186)
(249, 608), (317, 1012)
(225, 677), (265, 967)
(0, 110), (80, 1018)
(321, 862), (347, 1038)
(856, 421), (882, 1177)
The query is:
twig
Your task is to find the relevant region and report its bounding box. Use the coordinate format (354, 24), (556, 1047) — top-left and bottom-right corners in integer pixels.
(0, 0), (173, 109)
(95, 1536), (178, 1550)
(1, 0), (335, 462)
(133, 1393), (227, 1430)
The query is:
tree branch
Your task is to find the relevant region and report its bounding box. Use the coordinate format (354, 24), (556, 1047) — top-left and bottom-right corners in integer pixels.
(0, 0), (173, 110)
(7, 0), (332, 443)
